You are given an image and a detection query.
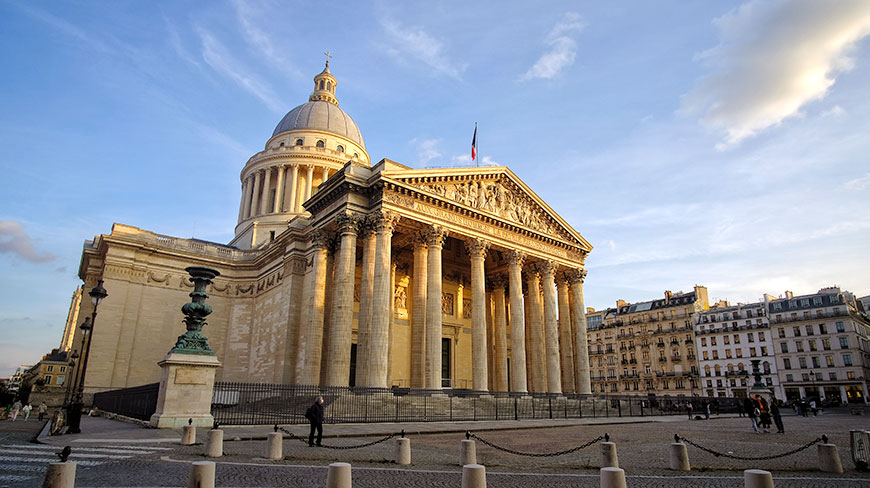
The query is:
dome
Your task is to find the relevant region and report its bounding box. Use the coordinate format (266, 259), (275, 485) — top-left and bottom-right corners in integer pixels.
(272, 100), (365, 147)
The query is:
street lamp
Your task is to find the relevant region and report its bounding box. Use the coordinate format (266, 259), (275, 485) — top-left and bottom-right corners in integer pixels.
(66, 279), (107, 434)
(809, 369), (816, 402)
(63, 350), (79, 405)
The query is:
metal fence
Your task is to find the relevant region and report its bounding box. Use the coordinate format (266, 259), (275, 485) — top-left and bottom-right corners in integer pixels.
(211, 382), (742, 426)
(93, 382), (159, 421)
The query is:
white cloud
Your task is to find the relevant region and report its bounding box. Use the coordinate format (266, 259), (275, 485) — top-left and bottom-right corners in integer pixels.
(380, 20), (465, 79)
(0, 220), (57, 263)
(231, 0), (301, 79)
(196, 27), (283, 112)
(845, 172), (870, 191)
(821, 105), (846, 118)
(520, 12), (586, 81)
(410, 138), (443, 166)
(682, 0), (870, 147)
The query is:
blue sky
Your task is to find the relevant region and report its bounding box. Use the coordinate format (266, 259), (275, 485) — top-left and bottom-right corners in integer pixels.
(1, 0), (869, 377)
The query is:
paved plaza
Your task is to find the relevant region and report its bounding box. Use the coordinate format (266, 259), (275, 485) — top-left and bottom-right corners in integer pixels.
(1, 410), (869, 486)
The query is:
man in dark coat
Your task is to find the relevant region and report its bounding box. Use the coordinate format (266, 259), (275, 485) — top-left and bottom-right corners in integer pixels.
(306, 396), (324, 447)
(744, 396), (759, 433)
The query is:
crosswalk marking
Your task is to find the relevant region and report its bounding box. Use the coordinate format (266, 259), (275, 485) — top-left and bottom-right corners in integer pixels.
(2, 444), (168, 455)
(0, 455), (103, 466)
(2, 443), (173, 452)
(0, 448), (132, 459)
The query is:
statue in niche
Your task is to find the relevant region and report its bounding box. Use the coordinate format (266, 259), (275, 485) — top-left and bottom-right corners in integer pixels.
(394, 285), (407, 310)
(463, 299), (472, 319)
(442, 292), (454, 315)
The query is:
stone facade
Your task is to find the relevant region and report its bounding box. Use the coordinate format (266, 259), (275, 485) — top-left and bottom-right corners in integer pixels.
(66, 63), (594, 395)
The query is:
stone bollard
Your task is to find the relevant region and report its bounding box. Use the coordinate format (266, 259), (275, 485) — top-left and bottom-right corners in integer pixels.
(599, 467), (627, 488)
(266, 432), (283, 460)
(669, 442), (690, 471)
(600, 442), (619, 468)
(42, 462), (76, 488)
(743, 469), (774, 488)
(461, 464), (486, 488)
(395, 437), (411, 465)
(206, 429), (223, 458)
(326, 462), (352, 488)
(460, 439), (477, 466)
(182, 425), (196, 446)
(187, 461), (216, 488)
(817, 443), (843, 473)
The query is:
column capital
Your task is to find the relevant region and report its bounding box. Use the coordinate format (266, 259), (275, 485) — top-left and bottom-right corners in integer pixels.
(555, 272), (570, 287)
(335, 211), (361, 235)
(424, 225), (448, 247)
(539, 260), (557, 278)
(370, 210), (401, 233)
(507, 250), (525, 268)
(523, 265), (540, 281)
(464, 238), (489, 258)
(568, 268), (587, 285)
(489, 274), (508, 290)
(309, 229), (330, 249)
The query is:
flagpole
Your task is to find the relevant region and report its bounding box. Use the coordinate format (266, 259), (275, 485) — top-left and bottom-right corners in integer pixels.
(475, 122), (479, 168)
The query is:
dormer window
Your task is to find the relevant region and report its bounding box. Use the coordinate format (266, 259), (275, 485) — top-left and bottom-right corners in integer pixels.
(336, 145), (344, 153)
(316, 140), (325, 148)
(295, 139), (303, 146)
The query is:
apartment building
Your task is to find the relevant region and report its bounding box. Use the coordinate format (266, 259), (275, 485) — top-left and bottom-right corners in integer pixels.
(769, 287), (870, 405)
(588, 286), (709, 396)
(695, 299), (782, 399)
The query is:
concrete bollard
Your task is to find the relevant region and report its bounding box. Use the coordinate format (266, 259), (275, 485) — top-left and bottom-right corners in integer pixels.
(206, 429), (223, 458)
(326, 462), (352, 488)
(461, 464), (486, 488)
(266, 432), (283, 460)
(460, 439), (477, 466)
(743, 469), (774, 488)
(600, 442), (619, 468)
(187, 461), (216, 488)
(42, 462), (76, 488)
(182, 425), (196, 446)
(817, 444), (843, 473)
(669, 442), (690, 471)
(599, 467), (627, 488)
(395, 437), (411, 465)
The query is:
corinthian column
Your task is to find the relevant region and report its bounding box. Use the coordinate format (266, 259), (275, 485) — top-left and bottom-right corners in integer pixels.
(508, 251), (528, 393)
(424, 226), (448, 389)
(466, 238), (489, 392)
(305, 165), (315, 201)
(365, 210), (399, 388)
(355, 221), (376, 386)
(556, 274), (576, 393)
(286, 165), (299, 212)
(273, 165), (285, 213)
(525, 268), (544, 392)
(541, 261), (561, 394)
(491, 275), (509, 392)
(250, 170), (262, 218)
(259, 167), (272, 215)
(569, 269), (591, 394)
(299, 231), (329, 384)
(239, 176), (250, 222)
(325, 212), (359, 386)
(410, 233), (428, 389)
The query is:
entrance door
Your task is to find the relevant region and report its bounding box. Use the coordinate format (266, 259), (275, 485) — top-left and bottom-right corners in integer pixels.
(349, 343), (357, 387)
(441, 338), (451, 388)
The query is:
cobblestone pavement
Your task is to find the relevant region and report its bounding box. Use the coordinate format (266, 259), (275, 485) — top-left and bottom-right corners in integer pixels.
(7, 410), (870, 486)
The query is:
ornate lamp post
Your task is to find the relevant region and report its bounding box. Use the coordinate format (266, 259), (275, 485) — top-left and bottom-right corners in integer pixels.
(66, 279), (108, 434)
(809, 369), (817, 401)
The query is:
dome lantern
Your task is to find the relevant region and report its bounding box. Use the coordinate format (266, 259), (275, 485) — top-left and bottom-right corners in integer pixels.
(310, 52), (338, 105)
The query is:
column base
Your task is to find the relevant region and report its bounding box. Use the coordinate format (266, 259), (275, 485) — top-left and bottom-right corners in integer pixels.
(149, 352), (222, 429)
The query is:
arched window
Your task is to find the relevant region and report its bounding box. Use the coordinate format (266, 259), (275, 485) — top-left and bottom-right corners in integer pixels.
(316, 140), (325, 148)
(353, 153), (359, 158)
(295, 139), (303, 146)
(326, 81), (331, 91)
(336, 145), (344, 153)
(762, 361), (771, 374)
(319, 80), (325, 90)
(279, 142), (285, 147)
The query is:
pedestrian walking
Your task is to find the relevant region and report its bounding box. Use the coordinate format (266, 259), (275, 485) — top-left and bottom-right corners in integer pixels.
(771, 400), (784, 433)
(809, 399), (818, 416)
(305, 396), (324, 447)
(758, 396), (771, 433)
(38, 402), (47, 422)
(744, 397), (759, 433)
(737, 401), (745, 417)
(686, 401), (693, 420)
(703, 400), (711, 420)
(10, 400), (22, 421)
(22, 402), (33, 421)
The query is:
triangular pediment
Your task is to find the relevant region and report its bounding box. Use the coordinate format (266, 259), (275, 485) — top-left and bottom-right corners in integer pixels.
(382, 166), (592, 252)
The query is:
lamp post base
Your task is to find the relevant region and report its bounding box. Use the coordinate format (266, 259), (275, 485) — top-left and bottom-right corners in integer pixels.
(66, 402), (83, 434)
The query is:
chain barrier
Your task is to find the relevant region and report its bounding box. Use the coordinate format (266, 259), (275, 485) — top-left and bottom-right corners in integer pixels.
(274, 425), (398, 450)
(675, 433), (827, 461)
(467, 431), (607, 457)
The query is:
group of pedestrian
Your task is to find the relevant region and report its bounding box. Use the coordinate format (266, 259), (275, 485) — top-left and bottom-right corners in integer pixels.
(4, 400), (47, 421)
(744, 395), (784, 434)
(685, 400), (712, 420)
(794, 398), (819, 417)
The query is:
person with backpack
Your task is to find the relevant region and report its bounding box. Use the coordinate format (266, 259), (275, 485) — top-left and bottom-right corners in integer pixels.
(744, 396), (759, 433)
(305, 396), (324, 447)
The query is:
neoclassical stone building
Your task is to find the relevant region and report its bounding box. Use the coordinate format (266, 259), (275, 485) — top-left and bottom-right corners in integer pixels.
(69, 62), (593, 395)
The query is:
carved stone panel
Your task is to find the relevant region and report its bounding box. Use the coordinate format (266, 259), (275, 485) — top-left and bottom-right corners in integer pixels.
(442, 292), (454, 316)
(462, 299), (472, 319)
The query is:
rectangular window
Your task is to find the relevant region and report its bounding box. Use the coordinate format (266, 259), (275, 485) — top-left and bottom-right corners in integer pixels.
(726, 349), (733, 358)
(56, 375), (64, 385)
(800, 298), (810, 307)
(813, 297), (822, 306)
(736, 349), (743, 357)
(724, 336), (731, 344)
(799, 357), (807, 368)
(701, 337), (707, 346)
(793, 326), (801, 337)
(848, 371), (855, 380)
(819, 323), (827, 334)
(809, 340), (817, 351)
(843, 353), (853, 366)
(783, 358), (791, 369)
(805, 324), (814, 336)
(825, 355), (834, 367)
(829, 372), (836, 380)
(46, 365), (53, 372)
(811, 356), (820, 368)
(702, 351), (709, 360)
(761, 346), (768, 355)
(711, 337), (717, 346)
(712, 350), (719, 359)
(773, 303), (782, 311)
(780, 343), (789, 353)
(59, 366), (66, 373)
(839, 337), (849, 349)
(786, 374), (793, 382)
(796, 341), (804, 352)
(778, 328), (785, 338)
(748, 333), (755, 342)
(44, 375), (52, 384)
(734, 334), (740, 343)
(788, 300), (797, 309)
(750, 347), (757, 357)
(836, 321), (845, 332)
(802, 373), (809, 381)
(822, 338), (831, 350)
(758, 332), (765, 341)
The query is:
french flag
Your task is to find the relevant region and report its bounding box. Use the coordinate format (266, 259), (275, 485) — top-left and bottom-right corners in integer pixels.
(471, 123), (477, 161)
